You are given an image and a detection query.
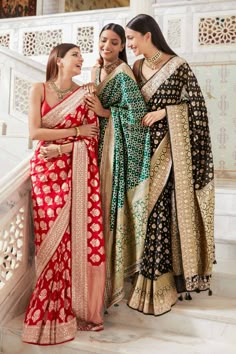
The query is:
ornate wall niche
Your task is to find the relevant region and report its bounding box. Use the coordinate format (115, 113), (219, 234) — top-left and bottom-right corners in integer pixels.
(0, 0), (36, 18)
(65, 0), (129, 12)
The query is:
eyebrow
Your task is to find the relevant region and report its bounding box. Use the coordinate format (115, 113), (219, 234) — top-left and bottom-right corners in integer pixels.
(101, 36), (119, 41)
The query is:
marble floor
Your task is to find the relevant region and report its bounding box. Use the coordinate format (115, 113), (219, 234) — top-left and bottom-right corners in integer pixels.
(1, 295), (236, 354)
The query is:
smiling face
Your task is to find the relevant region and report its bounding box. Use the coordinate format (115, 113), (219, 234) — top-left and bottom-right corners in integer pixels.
(125, 28), (148, 56)
(59, 47), (84, 76)
(99, 29), (124, 63)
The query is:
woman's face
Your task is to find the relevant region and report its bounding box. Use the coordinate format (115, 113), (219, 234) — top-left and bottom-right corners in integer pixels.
(126, 28), (147, 56)
(99, 29), (124, 62)
(60, 47), (84, 76)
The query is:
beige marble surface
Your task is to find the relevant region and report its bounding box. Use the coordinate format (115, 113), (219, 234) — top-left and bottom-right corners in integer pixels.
(2, 295), (236, 354)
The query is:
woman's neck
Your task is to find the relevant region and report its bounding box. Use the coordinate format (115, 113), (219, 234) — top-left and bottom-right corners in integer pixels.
(143, 45), (160, 59)
(53, 74), (73, 90)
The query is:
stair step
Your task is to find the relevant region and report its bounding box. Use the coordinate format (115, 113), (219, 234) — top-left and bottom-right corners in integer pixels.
(215, 238), (236, 260)
(212, 272), (236, 298)
(1, 296), (236, 354)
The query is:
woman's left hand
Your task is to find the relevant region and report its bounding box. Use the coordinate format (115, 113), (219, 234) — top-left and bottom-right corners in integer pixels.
(39, 144), (59, 160)
(142, 109), (166, 126)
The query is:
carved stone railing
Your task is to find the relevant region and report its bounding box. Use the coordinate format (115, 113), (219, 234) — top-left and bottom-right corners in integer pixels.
(0, 47), (45, 138)
(0, 157), (34, 326)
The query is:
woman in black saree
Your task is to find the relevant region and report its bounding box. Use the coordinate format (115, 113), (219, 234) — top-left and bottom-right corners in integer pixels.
(125, 14), (215, 316)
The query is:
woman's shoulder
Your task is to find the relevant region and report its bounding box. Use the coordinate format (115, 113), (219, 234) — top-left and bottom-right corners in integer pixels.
(31, 82), (44, 90)
(29, 82), (45, 99)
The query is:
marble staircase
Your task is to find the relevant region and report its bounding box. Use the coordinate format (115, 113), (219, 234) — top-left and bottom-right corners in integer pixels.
(0, 184), (236, 354)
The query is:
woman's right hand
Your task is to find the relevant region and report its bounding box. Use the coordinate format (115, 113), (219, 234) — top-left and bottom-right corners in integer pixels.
(79, 123), (99, 137)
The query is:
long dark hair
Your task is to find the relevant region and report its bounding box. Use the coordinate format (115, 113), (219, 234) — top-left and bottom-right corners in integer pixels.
(46, 43), (80, 81)
(99, 23), (128, 63)
(126, 14), (176, 56)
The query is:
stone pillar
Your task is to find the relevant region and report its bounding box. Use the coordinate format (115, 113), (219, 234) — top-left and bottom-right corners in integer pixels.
(130, 0), (153, 17)
(37, 0), (64, 15)
(58, 0), (65, 13)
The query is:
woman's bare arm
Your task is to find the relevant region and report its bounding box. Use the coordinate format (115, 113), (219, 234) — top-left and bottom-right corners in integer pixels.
(29, 83), (77, 141)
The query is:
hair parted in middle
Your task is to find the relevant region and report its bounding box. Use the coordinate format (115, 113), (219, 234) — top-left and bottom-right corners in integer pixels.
(126, 14), (176, 56)
(99, 23), (128, 63)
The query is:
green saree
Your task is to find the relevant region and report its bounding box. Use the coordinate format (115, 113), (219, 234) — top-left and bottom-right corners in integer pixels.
(95, 62), (150, 307)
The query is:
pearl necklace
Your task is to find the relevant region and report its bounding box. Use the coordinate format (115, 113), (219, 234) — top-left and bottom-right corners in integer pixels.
(50, 80), (74, 100)
(144, 50), (163, 70)
(102, 58), (121, 75)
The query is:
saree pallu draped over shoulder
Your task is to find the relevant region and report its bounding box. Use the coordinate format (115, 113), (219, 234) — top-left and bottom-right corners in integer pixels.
(22, 87), (105, 345)
(95, 63), (151, 308)
(128, 56), (215, 315)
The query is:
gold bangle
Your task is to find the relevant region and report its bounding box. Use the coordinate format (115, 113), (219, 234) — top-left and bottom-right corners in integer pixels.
(75, 126), (80, 137)
(57, 145), (62, 156)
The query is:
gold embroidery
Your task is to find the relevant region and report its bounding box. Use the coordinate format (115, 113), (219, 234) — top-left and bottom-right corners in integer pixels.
(167, 103), (214, 289)
(36, 193), (71, 277)
(41, 88), (86, 128)
(141, 57), (186, 102)
(128, 273), (177, 316)
(148, 133), (172, 215)
(71, 140), (88, 320)
(97, 63), (136, 95)
(22, 318), (77, 344)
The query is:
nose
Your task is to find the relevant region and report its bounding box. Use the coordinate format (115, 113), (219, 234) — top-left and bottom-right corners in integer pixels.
(103, 42), (111, 50)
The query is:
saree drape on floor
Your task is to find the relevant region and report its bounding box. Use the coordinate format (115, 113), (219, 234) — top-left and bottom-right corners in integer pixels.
(22, 87), (105, 345)
(95, 63), (150, 308)
(128, 56), (215, 315)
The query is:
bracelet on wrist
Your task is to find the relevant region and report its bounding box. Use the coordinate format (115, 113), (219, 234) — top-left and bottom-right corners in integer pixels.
(57, 145), (62, 156)
(75, 127), (80, 137)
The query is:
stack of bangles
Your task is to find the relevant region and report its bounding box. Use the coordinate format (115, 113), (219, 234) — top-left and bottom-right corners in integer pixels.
(75, 127), (80, 137)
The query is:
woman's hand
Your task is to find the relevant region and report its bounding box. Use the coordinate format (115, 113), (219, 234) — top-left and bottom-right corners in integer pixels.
(142, 109), (166, 126)
(39, 143), (73, 160)
(79, 123), (99, 137)
(85, 93), (110, 118)
(82, 82), (97, 94)
(39, 144), (61, 160)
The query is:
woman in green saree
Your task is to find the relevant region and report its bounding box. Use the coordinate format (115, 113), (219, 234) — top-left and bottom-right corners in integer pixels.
(85, 23), (150, 308)
(125, 14), (215, 315)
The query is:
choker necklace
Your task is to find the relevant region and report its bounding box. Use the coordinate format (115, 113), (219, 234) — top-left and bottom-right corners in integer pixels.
(102, 58), (121, 75)
(144, 50), (163, 70)
(50, 80), (74, 100)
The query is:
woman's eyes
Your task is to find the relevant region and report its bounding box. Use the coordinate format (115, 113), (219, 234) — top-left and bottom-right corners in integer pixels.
(101, 40), (119, 45)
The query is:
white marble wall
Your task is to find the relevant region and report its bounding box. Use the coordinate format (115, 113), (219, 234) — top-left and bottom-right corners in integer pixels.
(153, 0), (236, 179)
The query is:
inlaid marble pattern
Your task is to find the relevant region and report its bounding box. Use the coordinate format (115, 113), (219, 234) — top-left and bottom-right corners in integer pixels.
(192, 63), (236, 177)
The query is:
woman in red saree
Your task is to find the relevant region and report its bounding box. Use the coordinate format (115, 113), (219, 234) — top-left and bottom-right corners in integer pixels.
(22, 43), (105, 345)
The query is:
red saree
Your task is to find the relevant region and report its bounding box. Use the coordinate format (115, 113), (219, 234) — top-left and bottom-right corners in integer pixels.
(22, 87), (105, 345)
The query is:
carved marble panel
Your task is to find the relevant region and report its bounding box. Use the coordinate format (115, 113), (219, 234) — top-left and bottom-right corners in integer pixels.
(0, 32), (10, 48)
(199, 15), (236, 46)
(76, 26), (94, 54)
(22, 29), (62, 56)
(12, 74), (32, 120)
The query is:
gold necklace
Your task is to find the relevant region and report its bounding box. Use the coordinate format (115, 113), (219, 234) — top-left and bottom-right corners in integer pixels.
(144, 50), (163, 70)
(50, 80), (74, 100)
(102, 58), (121, 75)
